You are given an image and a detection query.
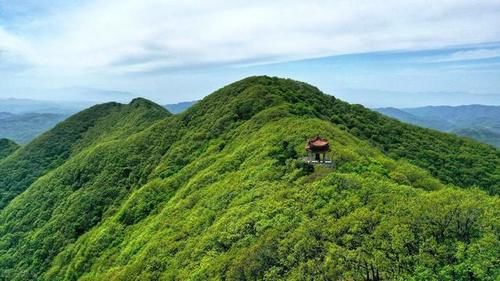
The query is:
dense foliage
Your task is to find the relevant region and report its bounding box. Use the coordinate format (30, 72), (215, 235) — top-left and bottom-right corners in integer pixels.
(453, 127), (500, 148)
(0, 138), (19, 160)
(0, 76), (498, 280)
(333, 101), (499, 194)
(0, 98), (169, 210)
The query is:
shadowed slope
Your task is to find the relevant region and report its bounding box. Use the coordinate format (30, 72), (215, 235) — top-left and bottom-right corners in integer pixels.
(0, 98), (169, 210)
(0, 139), (19, 160)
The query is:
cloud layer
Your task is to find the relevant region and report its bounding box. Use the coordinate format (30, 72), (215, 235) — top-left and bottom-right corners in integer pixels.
(1, 0), (500, 74)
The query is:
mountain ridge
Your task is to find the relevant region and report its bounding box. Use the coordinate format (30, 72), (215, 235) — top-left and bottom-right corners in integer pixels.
(0, 99), (169, 210)
(0, 76), (498, 280)
(376, 104), (500, 147)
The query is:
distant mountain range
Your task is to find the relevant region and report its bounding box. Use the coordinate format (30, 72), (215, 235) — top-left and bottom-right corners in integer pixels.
(375, 105), (500, 147)
(335, 89), (500, 108)
(0, 111), (68, 144)
(0, 99), (200, 144)
(164, 101), (198, 113)
(41, 87), (136, 103)
(0, 98), (90, 114)
(0, 95), (136, 144)
(0, 87), (137, 105)
(1, 98), (499, 147)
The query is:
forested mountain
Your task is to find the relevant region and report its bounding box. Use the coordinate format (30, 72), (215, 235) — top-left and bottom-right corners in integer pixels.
(0, 112), (67, 144)
(0, 77), (498, 280)
(0, 98), (169, 210)
(0, 138), (19, 160)
(453, 127), (500, 147)
(376, 105), (500, 147)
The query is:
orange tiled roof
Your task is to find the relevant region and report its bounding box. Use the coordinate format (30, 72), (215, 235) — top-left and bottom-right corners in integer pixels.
(305, 136), (329, 152)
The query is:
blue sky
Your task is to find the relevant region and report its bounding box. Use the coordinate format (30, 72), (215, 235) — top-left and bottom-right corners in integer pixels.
(1, 0), (500, 107)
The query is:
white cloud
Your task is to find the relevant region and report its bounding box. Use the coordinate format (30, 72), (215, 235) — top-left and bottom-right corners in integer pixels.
(0, 27), (31, 58)
(430, 48), (500, 62)
(2, 0), (500, 73)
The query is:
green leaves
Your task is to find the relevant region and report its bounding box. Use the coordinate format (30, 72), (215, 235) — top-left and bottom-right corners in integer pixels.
(0, 76), (498, 280)
(0, 138), (18, 160)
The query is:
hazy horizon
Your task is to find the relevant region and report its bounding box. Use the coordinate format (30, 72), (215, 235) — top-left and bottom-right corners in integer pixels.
(3, 73), (500, 108)
(1, 1), (500, 106)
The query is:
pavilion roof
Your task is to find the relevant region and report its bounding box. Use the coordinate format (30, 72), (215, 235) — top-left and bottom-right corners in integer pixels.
(305, 136), (330, 152)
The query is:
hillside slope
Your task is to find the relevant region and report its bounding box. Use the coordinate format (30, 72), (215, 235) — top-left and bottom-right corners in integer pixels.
(0, 138), (19, 160)
(0, 98), (169, 210)
(0, 77), (498, 280)
(453, 127), (500, 148)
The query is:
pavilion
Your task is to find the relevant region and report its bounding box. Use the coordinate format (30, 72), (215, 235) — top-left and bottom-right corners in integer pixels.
(305, 136), (330, 164)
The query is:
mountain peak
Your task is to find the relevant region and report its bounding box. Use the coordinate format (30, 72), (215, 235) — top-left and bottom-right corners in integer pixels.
(130, 97), (153, 105)
(130, 97), (171, 113)
(183, 75), (334, 124)
(225, 75), (322, 95)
